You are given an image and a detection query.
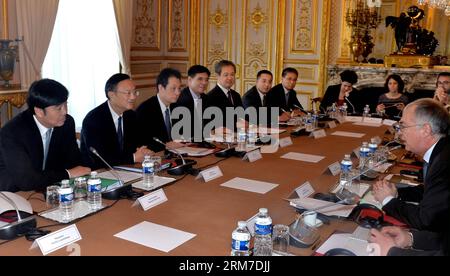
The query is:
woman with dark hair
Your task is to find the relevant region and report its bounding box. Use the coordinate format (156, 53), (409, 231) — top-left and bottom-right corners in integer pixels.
(376, 74), (409, 119)
(320, 70), (361, 114)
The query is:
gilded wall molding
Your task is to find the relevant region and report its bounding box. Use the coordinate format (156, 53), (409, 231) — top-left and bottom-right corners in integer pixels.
(290, 0), (317, 54)
(168, 0), (188, 52)
(133, 0), (161, 51)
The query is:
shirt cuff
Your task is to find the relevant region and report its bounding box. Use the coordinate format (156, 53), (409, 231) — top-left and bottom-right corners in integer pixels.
(66, 169), (72, 179)
(382, 196), (395, 206)
(133, 153), (136, 163)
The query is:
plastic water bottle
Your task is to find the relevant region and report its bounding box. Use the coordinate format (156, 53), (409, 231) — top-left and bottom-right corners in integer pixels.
(254, 208), (273, 256)
(87, 171), (102, 210)
(247, 125), (257, 148)
(368, 138), (379, 168)
(342, 103), (348, 117)
(330, 103), (337, 119)
(237, 127), (247, 151)
(142, 155), (155, 188)
(312, 113), (319, 130)
(231, 221), (251, 256)
(359, 142), (370, 170)
(59, 180), (74, 223)
(363, 105), (370, 121)
(305, 113), (314, 132)
(339, 155), (353, 190)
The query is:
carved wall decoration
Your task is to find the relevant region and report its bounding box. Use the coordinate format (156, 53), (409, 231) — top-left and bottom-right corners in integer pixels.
(168, 0), (188, 52)
(210, 5), (228, 30)
(249, 3), (268, 31)
(133, 0), (161, 50)
(291, 0), (317, 54)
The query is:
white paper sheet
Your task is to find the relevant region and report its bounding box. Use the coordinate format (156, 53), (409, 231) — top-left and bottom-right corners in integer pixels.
(172, 147), (215, 157)
(220, 177), (279, 194)
(132, 176), (177, 191)
(289, 197), (355, 217)
(331, 131), (366, 138)
(353, 122), (382, 128)
(114, 221), (196, 253)
(98, 170), (142, 183)
(281, 152), (325, 163)
(316, 232), (369, 256)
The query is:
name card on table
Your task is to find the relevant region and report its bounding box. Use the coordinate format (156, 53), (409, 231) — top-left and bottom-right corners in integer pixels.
(243, 149), (263, 163)
(279, 137), (294, 148)
(363, 117), (383, 124)
(345, 116), (363, 123)
(295, 182), (316, 198)
(196, 166), (223, 182)
(31, 224), (82, 256)
(353, 147), (360, 159)
(133, 189), (168, 211)
(311, 129), (327, 139)
(324, 161), (341, 176)
(327, 121), (337, 129)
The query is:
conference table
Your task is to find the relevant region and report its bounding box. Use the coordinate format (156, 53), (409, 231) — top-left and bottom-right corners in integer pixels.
(0, 122), (393, 256)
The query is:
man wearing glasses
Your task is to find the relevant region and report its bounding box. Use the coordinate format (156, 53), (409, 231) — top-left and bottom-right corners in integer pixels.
(80, 73), (153, 170)
(433, 72), (450, 111)
(372, 98), (450, 233)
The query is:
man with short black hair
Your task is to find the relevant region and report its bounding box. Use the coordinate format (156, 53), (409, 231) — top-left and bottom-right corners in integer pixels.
(0, 79), (91, 192)
(137, 68), (184, 152)
(243, 70), (273, 125)
(207, 60), (244, 129)
(80, 73), (153, 170)
(267, 67), (304, 122)
(172, 65), (210, 141)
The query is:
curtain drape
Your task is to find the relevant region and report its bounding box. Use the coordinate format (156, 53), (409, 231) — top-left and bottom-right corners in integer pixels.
(112, 0), (134, 75)
(16, 0), (59, 88)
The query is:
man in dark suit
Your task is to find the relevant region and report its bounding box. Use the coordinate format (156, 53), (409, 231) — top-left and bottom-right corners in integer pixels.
(267, 67), (304, 122)
(243, 70), (274, 126)
(320, 70), (361, 114)
(80, 74), (153, 170)
(373, 98), (450, 232)
(0, 79), (91, 192)
(172, 65), (210, 142)
(207, 60), (243, 130)
(137, 68), (184, 152)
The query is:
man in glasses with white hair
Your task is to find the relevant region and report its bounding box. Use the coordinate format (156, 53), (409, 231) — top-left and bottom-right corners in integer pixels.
(372, 98), (450, 232)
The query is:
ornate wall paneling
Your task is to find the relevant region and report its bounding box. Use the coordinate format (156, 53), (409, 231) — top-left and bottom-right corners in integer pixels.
(283, 0), (331, 109)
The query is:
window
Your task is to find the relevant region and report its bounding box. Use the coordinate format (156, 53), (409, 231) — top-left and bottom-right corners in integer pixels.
(43, 0), (120, 127)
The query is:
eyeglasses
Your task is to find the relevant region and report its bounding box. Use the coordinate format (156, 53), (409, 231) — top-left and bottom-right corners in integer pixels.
(116, 90), (140, 97)
(437, 81), (450, 86)
(393, 122), (423, 132)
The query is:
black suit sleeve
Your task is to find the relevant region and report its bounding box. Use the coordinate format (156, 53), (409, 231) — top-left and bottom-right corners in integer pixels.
(0, 125), (71, 192)
(383, 159), (450, 230)
(320, 86), (335, 111)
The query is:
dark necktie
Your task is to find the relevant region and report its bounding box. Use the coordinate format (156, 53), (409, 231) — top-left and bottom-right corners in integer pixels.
(117, 116), (124, 152)
(165, 108), (172, 140)
(262, 95), (267, 107)
(285, 92), (290, 107)
(43, 129), (52, 170)
(228, 91), (234, 106)
(423, 161), (429, 180)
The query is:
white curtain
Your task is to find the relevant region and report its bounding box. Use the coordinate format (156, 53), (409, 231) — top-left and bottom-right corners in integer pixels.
(42, 0), (121, 128)
(15, 0), (60, 88)
(113, 0), (134, 75)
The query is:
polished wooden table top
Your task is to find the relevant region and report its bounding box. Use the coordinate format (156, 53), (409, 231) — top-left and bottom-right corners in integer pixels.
(0, 123), (391, 256)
